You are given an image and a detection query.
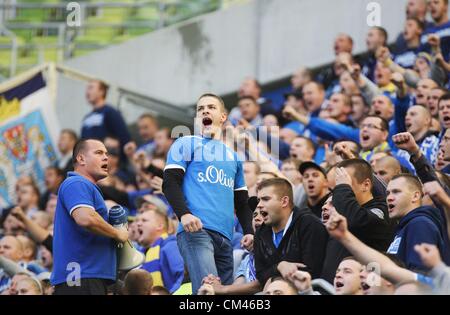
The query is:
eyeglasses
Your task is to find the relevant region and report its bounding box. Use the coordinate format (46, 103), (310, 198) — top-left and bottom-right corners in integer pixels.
(360, 123), (384, 131)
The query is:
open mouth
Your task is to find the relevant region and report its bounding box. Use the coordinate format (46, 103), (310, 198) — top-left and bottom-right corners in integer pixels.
(290, 153), (298, 159)
(417, 93), (424, 100)
(322, 213), (330, 222)
(362, 282), (371, 291)
(444, 116), (450, 123)
(388, 203), (395, 212)
(101, 164), (108, 172)
(362, 134), (370, 142)
(335, 281), (344, 289)
(374, 110), (382, 116)
(307, 185), (315, 191)
(405, 122), (412, 130)
(202, 117), (213, 126)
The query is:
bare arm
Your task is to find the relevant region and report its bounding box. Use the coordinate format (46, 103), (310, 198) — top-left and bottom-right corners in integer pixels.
(71, 207), (128, 242)
(326, 212), (416, 285)
(10, 207), (49, 244)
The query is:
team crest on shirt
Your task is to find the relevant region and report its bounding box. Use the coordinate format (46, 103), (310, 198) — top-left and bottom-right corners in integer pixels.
(387, 236), (402, 254)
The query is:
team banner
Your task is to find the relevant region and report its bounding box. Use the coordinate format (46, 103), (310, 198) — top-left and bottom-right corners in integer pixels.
(0, 71), (59, 208)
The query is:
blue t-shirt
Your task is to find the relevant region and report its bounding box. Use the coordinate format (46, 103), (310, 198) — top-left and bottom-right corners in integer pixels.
(50, 172), (117, 286)
(165, 136), (246, 241)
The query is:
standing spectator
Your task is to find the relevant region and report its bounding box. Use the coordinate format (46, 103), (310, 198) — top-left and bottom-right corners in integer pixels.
(56, 129), (77, 174)
(280, 159), (305, 208)
(398, 105), (440, 165)
(136, 113), (159, 158)
(162, 94), (254, 294)
(325, 93), (354, 126)
(321, 159), (395, 283)
(80, 80), (131, 154)
(235, 78), (274, 117)
(254, 178), (328, 285)
(372, 156), (402, 184)
(362, 27), (388, 82)
(393, 18), (425, 69)
(427, 87), (447, 118)
(51, 139), (128, 295)
(153, 128), (174, 160)
(420, 0), (450, 62)
(230, 97), (263, 127)
(39, 166), (64, 210)
(333, 257), (363, 295)
(243, 161), (260, 197)
(395, 0), (430, 52)
(290, 67), (313, 93)
(16, 184), (40, 218)
(136, 206), (184, 293)
(317, 33), (354, 90)
(386, 174), (450, 271)
(298, 162), (330, 218)
(289, 136), (316, 163)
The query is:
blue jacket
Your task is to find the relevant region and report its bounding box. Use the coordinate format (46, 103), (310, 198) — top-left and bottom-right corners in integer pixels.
(387, 206), (450, 272)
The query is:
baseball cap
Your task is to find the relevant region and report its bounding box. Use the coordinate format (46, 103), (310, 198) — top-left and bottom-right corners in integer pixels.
(135, 194), (168, 215)
(298, 161), (327, 177)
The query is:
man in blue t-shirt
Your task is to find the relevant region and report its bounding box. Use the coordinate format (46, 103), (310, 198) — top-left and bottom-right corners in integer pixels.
(51, 139), (128, 295)
(162, 93), (254, 294)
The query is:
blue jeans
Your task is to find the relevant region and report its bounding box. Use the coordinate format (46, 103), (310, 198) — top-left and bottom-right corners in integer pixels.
(177, 229), (234, 295)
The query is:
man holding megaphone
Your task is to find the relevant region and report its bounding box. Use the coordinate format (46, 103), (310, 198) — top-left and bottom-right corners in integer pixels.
(51, 139), (129, 295)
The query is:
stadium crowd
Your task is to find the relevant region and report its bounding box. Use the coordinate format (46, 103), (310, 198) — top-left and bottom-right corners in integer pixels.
(1, 0), (450, 295)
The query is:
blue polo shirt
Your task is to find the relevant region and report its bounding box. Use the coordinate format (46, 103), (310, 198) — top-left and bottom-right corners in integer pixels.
(50, 172), (116, 286)
(165, 136), (247, 240)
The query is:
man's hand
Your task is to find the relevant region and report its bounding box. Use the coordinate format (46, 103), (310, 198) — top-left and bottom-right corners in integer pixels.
(333, 143), (356, 160)
(181, 213), (203, 233)
(326, 212), (349, 241)
(277, 261), (306, 279)
(335, 167), (353, 186)
(392, 133), (420, 155)
(428, 34), (441, 50)
(282, 105), (298, 121)
(197, 284), (215, 295)
(124, 141), (137, 158)
(376, 46), (391, 65)
(241, 234), (254, 252)
(133, 151), (151, 171)
(288, 270), (312, 293)
(202, 274), (221, 285)
(115, 228), (129, 243)
(414, 243), (442, 269)
(423, 181), (448, 203)
(391, 72), (407, 97)
(150, 176), (163, 195)
(9, 206), (27, 222)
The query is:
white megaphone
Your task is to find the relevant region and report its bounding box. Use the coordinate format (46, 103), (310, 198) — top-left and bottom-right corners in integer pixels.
(117, 239), (145, 271)
(109, 205), (145, 271)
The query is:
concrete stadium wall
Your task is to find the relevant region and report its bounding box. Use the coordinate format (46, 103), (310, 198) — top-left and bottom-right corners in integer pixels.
(56, 0), (407, 133)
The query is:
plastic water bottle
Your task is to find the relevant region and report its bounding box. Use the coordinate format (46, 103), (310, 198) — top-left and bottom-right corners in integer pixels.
(108, 205), (128, 229)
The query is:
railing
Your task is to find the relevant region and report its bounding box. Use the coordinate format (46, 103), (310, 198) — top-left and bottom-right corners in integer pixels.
(0, 0), (223, 79)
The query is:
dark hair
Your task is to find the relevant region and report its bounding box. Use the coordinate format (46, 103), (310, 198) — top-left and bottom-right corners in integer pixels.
(372, 26), (388, 45)
(438, 92), (450, 108)
(91, 80), (109, 99)
(257, 178), (294, 208)
(198, 93), (226, 112)
(123, 269), (153, 295)
(293, 135), (316, 155)
(45, 166), (64, 179)
(407, 17), (425, 32)
(363, 115), (389, 131)
(72, 139), (102, 166)
(61, 129), (78, 143)
(238, 96), (259, 105)
(337, 159), (374, 185)
(151, 286), (170, 295)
